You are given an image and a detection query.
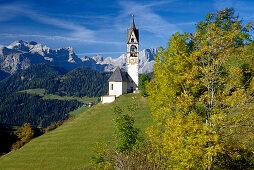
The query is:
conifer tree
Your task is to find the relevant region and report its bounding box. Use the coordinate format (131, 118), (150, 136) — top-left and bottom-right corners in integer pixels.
(139, 74), (150, 96)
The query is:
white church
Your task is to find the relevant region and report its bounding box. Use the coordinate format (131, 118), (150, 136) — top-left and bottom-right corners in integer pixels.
(101, 15), (139, 104)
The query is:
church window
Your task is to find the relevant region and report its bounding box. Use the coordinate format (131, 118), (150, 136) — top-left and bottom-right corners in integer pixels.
(131, 38), (134, 43)
(111, 84), (113, 90)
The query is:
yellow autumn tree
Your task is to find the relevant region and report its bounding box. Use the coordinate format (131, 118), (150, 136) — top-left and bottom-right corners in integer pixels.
(17, 122), (34, 143)
(147, 8), (253, 169)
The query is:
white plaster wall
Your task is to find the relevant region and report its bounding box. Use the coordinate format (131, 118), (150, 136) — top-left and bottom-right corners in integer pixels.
(127, 64), (139, 90)
(101, 96), (116, 104)
(109, 82), (123, 97)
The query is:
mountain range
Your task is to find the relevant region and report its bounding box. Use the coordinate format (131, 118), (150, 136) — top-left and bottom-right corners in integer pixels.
(0, 40), (157, 76)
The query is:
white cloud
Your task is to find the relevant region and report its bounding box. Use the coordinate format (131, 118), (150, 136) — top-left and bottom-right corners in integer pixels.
(0, 0), (184, 50)
(0, 4), (95, 40)
(0, 33), (122, 45)
(116, 0), (180, 38)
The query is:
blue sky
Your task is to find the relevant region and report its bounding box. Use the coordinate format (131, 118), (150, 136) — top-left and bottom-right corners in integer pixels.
(0, 0), (253, 58)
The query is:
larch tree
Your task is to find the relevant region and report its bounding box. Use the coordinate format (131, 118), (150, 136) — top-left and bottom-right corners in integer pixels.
(146, 8), (253, 169)
(17, 122), (34, 143)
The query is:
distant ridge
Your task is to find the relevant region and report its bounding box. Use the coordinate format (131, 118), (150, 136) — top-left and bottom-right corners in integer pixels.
(0, 40), (157, 75)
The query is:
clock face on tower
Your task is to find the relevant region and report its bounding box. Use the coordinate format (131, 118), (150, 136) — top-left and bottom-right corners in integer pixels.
(129, 57), (137, 64)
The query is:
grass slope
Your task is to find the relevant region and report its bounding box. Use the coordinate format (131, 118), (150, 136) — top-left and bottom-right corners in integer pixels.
(0, 94), (152, 169)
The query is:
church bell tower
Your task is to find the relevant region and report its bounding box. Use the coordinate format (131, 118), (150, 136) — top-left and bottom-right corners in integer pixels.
(127, 15), (139, 92)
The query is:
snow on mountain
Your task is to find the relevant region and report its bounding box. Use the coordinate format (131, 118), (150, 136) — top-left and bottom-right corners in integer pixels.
(92, 55), (103, 63)
(0, 40), (84, 74)
(138, 48), (157, 73)
(96, 48), (157, 73)
(0, 40), (157, 75)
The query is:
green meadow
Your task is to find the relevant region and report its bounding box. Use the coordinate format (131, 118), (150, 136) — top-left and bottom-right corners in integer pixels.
(20, 88), (99, 104)
(19, 88), (100, 116)
(0, 93), (152, 169)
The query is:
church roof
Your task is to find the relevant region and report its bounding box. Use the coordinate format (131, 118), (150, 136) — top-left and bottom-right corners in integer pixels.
(108, 67), (129, 82)
(127, 15), (139, 43)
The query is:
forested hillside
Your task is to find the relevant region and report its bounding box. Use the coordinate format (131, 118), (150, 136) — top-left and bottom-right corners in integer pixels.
(0, 64), (110, 128)
(0, 93), (82, 127)
(53, 66), (110, 97)
(0, 63), (110, 97)
(0, 63), (68, 95)
(0, 70), (10, 81)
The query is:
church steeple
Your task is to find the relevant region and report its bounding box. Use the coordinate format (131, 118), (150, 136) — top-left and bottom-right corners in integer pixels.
(127, 15), (139, 92)
(131, 14), (136, 29)
(127, 15), (139, 43)
(101, 14), (140, 103)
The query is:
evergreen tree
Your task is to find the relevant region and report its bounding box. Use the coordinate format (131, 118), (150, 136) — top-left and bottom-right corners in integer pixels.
(139, 74), (150, 96)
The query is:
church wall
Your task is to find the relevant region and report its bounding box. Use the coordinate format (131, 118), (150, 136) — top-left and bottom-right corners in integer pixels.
(109, 81), (124, 97)
(101, 95), (116, 104)
(127, 64), (139, 90)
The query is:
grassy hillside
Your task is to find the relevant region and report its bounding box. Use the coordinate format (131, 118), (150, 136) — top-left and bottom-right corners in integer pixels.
(0, 94), (152, 169)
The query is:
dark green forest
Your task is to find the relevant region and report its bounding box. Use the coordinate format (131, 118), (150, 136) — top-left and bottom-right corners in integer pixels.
(0, 64), (110, 128)
(55, 66), (110, 97)
(0, 93), (82, 128)
(0, 63), (110, 97)
(0, 70), (10, 81)
(0, 63), (68, 96)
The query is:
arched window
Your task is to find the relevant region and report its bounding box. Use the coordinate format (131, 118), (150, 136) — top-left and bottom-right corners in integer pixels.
(130, 45), (137, 57)
(131, 38), (134, 43)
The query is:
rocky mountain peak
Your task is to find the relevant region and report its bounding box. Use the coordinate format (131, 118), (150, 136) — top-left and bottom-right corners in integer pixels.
(0, 40), (157, 75)
(92, 55), (103, 63)
(7, 40), (28, 51)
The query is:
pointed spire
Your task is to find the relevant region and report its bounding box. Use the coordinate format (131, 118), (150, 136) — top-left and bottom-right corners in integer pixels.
(131, 14), (136, 29)
(127, 14), (139, 43)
